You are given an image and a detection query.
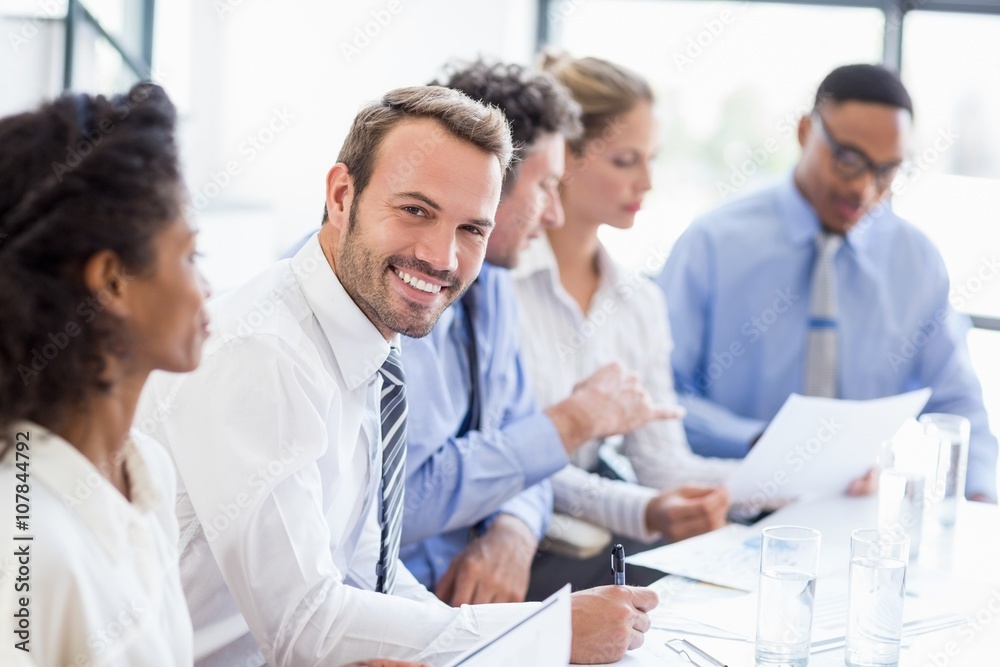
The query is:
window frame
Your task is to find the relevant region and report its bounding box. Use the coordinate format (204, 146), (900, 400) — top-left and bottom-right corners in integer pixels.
(63, 0), (155, 90)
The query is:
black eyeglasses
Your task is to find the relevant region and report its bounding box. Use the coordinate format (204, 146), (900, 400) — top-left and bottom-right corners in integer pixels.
(812, 114), (905, 189)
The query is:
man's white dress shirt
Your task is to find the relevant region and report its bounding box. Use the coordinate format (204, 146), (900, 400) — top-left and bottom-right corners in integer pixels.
(0, 423), (193, 667)
(513, 237), (737, 540)
(137, 234), (527, 667)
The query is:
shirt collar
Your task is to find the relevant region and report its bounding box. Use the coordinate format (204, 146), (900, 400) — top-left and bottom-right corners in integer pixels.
(292, 233), (396, 391)
(778, 171), (880, 253)
(513, 234), (559, 281)
(593, 243), (623, 290)
(513, 234), (622, 305)
(844, 197), (892, 251)
(7, 421), (161, 563)
(778, 172), (823, 248)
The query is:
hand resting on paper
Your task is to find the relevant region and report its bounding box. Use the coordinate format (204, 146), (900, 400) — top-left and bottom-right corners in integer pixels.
(645, 485), (730, 542)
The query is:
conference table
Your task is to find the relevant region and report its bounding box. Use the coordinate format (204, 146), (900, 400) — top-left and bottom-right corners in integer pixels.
(599, 496), (1000, 666)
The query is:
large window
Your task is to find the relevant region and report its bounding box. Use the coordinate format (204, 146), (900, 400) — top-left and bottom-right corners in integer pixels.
(0, 1), (68, 115)
(0, 0), (154, 103)
(897, 10), (1000, 320)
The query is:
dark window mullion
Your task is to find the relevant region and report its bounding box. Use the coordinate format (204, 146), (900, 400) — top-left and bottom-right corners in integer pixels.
(64, 0), (154, 90)
(63, 0), (78, 90)
(971, 315), (1000, 332)
(142, 0), (156, 71)
(883, 0), (904, 70)
(77, 2), (150, 79)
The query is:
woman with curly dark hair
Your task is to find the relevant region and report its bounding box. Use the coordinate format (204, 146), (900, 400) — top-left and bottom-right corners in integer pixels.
(0, 83), (209, 666)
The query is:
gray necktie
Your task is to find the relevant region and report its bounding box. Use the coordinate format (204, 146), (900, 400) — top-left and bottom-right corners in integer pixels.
(803, 232), (844, 398)
(376, 348), (407, 594)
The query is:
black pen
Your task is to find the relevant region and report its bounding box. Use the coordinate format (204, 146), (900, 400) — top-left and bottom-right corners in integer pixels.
(611, 543), (626, 585)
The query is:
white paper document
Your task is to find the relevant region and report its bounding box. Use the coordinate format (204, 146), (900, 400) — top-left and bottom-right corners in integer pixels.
(626, 497), (870, 589)
(726, 389), (931, 505)
(627, 524), (762, 591)
(443, 585), (572, 666)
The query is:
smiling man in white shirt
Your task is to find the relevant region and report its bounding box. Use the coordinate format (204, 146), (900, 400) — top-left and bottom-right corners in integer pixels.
(137, 85), (656, 667)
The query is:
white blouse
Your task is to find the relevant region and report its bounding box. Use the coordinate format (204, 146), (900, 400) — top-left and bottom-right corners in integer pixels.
(513, 237), (737, 540)
(0, 422), (193, 667)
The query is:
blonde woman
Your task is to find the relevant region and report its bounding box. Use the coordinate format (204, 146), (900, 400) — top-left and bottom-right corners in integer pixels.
(514, 55), (736, 592)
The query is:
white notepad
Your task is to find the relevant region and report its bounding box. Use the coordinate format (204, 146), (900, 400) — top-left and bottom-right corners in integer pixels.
(443, 585), (572, 666)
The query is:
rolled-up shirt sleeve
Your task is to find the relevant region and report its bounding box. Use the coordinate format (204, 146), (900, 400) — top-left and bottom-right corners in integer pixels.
(551, 465), (659, 543)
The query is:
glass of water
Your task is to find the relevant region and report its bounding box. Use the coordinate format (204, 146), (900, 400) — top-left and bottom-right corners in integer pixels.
(755, 525), (821, 667)
(878, 469), (925, 562)
(919, 413), (970, 526)
(846, 529), (909, 667)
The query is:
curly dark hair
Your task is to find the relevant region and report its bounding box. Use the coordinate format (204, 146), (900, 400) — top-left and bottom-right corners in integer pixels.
(432, 59), (582, 186)
(0, 82), (182, 434)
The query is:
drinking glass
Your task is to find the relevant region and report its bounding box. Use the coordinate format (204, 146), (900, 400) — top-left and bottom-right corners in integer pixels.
(754, 526), (821, 667)
(845, 529), (909, 667)
(878, 468), (925, 561)
(919, 413), (970, 526)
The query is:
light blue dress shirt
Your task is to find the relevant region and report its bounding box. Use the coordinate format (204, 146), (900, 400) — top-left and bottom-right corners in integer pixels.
(656, 174), (998, 500)
(400, 261), (569, 589)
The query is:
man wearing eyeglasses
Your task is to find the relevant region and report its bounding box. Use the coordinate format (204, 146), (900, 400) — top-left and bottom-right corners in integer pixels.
(656, 64), (997, 503)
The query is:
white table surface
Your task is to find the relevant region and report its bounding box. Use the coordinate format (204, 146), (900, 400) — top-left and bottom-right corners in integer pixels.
(598, 496), (1000, 666)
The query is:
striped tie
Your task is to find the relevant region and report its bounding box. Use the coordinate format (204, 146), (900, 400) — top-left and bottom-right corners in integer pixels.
(804, 232), (844, 397)
(376, 348), (407, 594)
